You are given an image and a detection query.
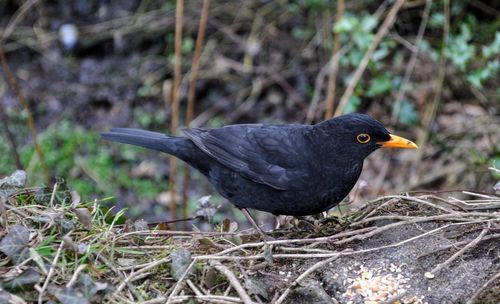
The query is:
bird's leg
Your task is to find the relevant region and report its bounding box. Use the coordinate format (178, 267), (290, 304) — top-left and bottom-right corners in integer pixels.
(240, 208), (269, 239)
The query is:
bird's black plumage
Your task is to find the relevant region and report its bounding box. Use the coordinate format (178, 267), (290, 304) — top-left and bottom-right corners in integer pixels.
(101, 113), (413, 216)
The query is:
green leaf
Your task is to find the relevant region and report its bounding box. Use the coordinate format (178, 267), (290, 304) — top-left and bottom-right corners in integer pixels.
(353, 32), (374, 50)
(29, 248), (48, 274)
(467, 60), (500, 88)
(392, 99), (419, 125)
(343, 95), (361, 114)
(333, 15), (358, 33)
(482, 32), (500, 58)
(366, 75), (392, 97)
(114, 248), (146, 255)
(445, 24), (475, 71)
(182, 38), (194, 54)
(429, 13), (444, 28)
(361, 15), (378, 32)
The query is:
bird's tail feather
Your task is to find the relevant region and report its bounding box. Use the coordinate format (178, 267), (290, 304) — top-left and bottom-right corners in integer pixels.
(101, 128), (181, 155)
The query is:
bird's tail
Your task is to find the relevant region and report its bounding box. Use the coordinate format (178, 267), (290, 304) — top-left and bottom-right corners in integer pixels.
(101, 128), (185, 155)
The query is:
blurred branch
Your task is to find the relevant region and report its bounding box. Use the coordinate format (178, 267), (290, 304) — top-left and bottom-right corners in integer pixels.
(0, 0), (42, 172)
(306, 44), (352, 124)
(334, 0), (407, 117)
(0, 45), (50, 185)
(413, 0), (449, 172)
(2, 9), (175, 53)
(1, 0), (40, 41)
(0, 105), (22, 169)
(182, 0), (211, 226)
(372, 0), (432, 197)
(392, 0), (432, 123)
(168, 0), (185, 223)
(324, 0), (344, 120)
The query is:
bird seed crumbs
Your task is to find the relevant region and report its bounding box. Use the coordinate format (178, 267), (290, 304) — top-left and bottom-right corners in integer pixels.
(343, 264), (425, 304)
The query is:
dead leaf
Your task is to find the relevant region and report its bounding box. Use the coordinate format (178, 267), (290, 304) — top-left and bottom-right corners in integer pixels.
(170, 248), (192, 281)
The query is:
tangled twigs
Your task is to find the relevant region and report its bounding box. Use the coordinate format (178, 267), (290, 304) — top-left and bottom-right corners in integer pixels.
(4, 189), (499, 303)
(428, 221), (492, 276)
(274, 255), (340, 304)
(466, 271), (500, 304)
(210, 261), (255, 304)
(37, 234), (67, 304)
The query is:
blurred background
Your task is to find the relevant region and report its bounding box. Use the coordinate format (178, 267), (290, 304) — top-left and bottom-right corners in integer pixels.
(0, 0), (498, 227)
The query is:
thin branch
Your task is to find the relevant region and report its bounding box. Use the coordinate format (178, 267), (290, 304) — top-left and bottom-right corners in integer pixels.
(413, 0), (449, 169)
(1, 0), (40, 41)
(0, 105), (22, 169)
(210, 261), (255, 304)
(182, 0), (210, 229)
(429, 222), (490, 276)
(466, 271), (500, 304)
(324, 0), (344, 119)
(166, 260), (196, 303)
(275, 255), (340, 304)
(168, 0), (185, 223)
(0, 44), (50, 185)
(305, 43), (352, 123)
(392, 0), (431, 123)
(38, 236), (66, 304)
(334, 0), (406, 117)
(116, 256), (171, 292)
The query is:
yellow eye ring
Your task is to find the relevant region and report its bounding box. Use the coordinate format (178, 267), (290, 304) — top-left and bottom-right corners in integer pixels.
(357, 133), (371, 144)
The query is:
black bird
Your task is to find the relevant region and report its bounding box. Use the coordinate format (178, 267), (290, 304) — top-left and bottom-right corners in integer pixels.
(102, 113), (416, 218)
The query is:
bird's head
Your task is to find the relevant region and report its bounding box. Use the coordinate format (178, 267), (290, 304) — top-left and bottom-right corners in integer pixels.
(315, 113), (417, 161)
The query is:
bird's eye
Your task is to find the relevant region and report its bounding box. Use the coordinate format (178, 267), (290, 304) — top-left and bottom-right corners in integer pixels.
(356, 134), (371, 144)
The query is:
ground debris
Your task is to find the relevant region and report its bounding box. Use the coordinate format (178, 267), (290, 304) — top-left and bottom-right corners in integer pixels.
(0, 186), (499, 303)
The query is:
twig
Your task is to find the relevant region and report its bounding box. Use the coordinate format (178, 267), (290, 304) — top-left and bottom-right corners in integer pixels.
(274, 255), (340, 304)
(210, 261), (255, 304)
(466, 271), (500, 304)
(182, 0), (210, 229)
(96, 254), (143, 301)
(392, 0), (431, 123)
(0, 44), (50, 185)
(305, 43), (352, 123)
(0, 105), (22, 169)
(324, 0), (344, 119)
(66, 264), (87, 288)
(168, 0), (185, 224)
(334, 0), (406, 116)
(116, 256), (171, 292)
(48, 182), (59, 206)
(429, 222), (491, 276)
(418, 233), (500, 258)
(1, 0), (40, 41)
(195, 222), (466, 261)
(166, 260), (196, 303)
(38, 236), (67, 304)
(186, 279), (204, 297)
(144, 295), (243, 304)
(412, 0), (449, 175)
(380, 290), (408, 304)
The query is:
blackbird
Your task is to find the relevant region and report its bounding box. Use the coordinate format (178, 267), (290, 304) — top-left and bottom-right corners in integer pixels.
(101, 113), (417, 217)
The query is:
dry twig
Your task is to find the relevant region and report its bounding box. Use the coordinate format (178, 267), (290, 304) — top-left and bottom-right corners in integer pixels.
(334, 0), (406, 116)
(168, 0), (185, 224)
(210, 261), (255, 304)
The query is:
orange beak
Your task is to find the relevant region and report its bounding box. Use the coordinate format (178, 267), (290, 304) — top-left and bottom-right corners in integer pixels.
(378, 134), (418, 149)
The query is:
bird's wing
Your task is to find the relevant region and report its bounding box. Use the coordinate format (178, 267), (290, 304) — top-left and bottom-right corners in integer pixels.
(182, 124), (309, 190)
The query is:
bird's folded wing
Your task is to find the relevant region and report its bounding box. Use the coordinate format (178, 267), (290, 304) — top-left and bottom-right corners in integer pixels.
(182, 125), (307, 190)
